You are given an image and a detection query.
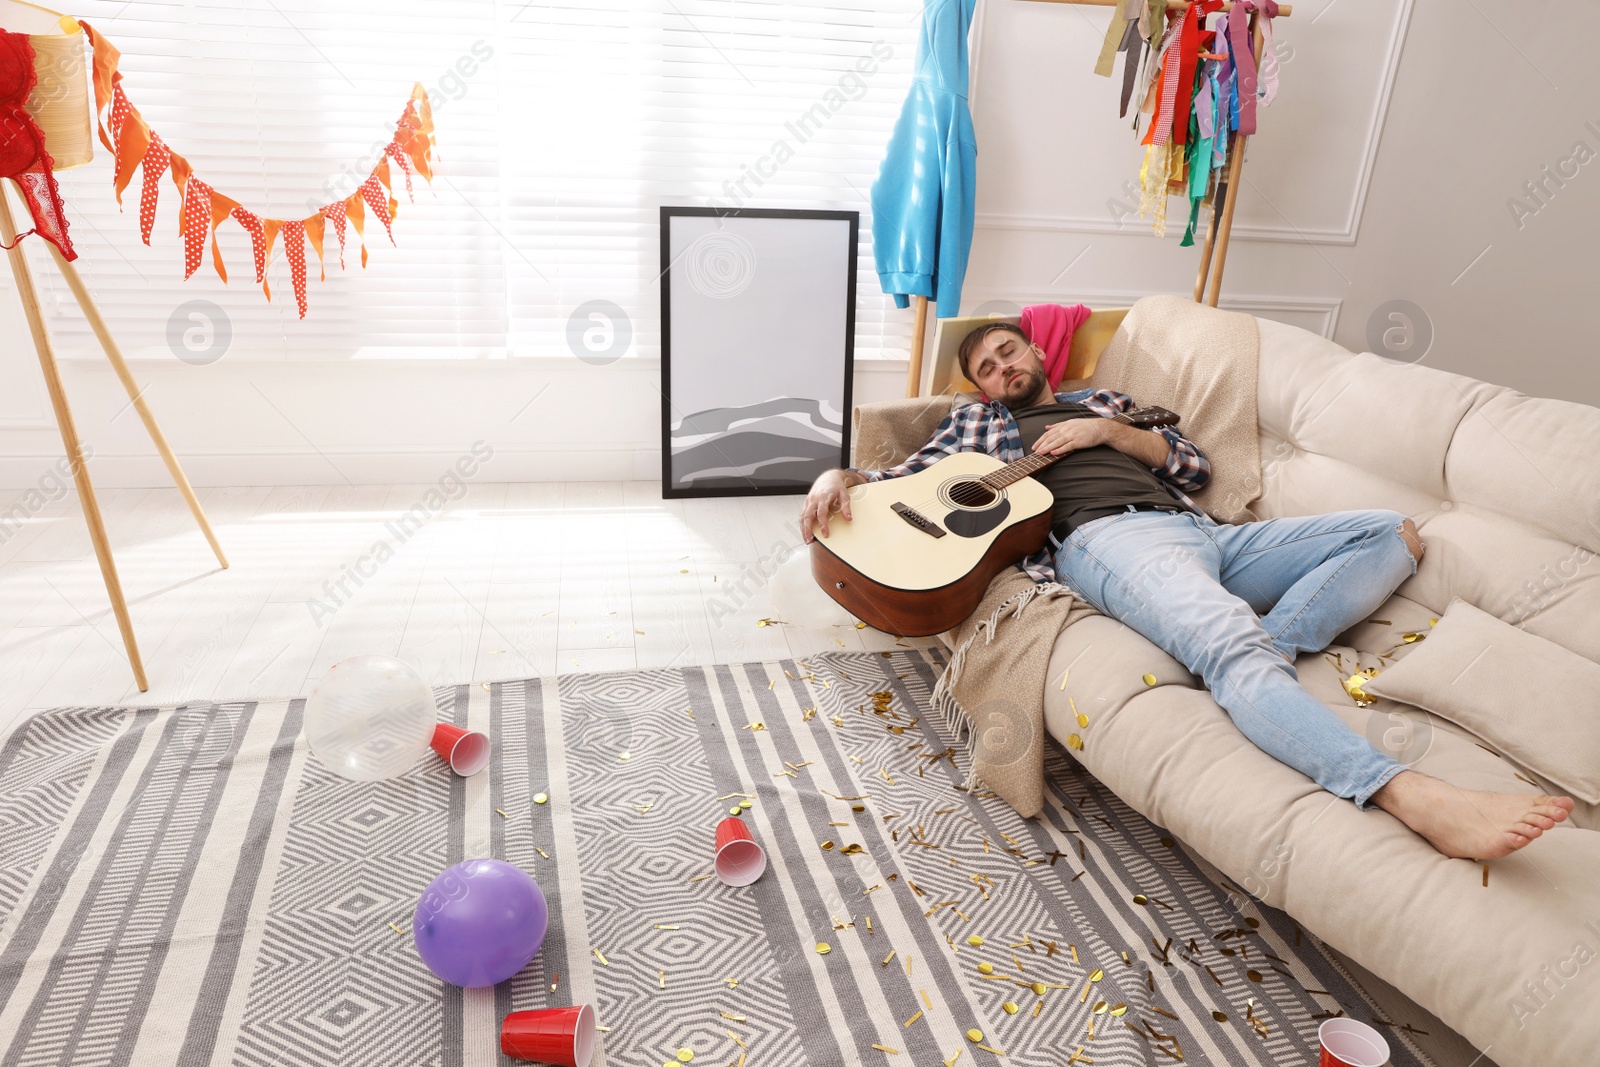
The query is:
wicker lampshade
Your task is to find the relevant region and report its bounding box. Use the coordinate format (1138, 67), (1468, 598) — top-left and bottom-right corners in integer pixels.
(0, 0), (91, 170)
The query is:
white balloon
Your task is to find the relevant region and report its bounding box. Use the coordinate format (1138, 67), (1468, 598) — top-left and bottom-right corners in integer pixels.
(770, 550), (858, 630)
(304, 655), (436, 781)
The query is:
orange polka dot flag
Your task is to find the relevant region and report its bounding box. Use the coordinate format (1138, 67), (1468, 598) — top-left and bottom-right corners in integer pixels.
(80, 21), (435, 319)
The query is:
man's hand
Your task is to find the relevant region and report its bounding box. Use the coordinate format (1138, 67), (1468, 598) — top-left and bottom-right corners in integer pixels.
(801, 469), (862, 542)
(1032, 419), (1171, 467)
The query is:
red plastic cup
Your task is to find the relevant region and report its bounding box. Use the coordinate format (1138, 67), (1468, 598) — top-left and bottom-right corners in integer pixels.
(502, 1004), (596, 1066)
(1318, 1018), (1390, 1067)
(714, 816), (767, 886)
(432, 722), (490, 777)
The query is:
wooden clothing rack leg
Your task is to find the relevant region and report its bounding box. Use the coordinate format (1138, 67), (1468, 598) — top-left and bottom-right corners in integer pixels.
(1192, 9), (1263, 307)
(0, 177), (229, 692)
(906, 293), (930, 397)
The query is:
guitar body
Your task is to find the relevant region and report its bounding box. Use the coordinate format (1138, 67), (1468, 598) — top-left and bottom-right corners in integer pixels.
(809, 452), (1055, 637)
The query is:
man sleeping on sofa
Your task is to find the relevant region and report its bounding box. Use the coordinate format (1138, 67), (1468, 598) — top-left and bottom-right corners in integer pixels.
(799, 321), (1574, 861)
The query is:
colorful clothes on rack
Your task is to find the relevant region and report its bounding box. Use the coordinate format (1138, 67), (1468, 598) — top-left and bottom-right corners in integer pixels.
(1094, 0), (1281, 238)
(0, 31), (75, 259)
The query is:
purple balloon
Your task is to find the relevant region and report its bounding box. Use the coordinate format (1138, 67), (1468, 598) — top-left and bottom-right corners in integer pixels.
(413, 859), (548, 988)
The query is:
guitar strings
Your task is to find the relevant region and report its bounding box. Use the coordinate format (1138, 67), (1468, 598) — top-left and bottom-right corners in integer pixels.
(884, 410), (1155, 522)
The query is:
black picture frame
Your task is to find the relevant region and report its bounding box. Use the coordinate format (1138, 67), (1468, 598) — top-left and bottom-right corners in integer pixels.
(659, 206), (858, 499)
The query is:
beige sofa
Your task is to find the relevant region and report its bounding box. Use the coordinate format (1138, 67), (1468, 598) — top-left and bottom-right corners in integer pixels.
(874, 314), (1600, 1067)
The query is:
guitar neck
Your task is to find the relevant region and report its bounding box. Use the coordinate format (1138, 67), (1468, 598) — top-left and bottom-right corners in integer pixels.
(982, 411), (1137, 491)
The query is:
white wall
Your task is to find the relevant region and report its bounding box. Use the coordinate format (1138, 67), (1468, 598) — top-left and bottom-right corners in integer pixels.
(3, 0), (1596, 489)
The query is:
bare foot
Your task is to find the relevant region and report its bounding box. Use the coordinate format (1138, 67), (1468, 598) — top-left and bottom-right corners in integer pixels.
(1371, 770), (1575, 859)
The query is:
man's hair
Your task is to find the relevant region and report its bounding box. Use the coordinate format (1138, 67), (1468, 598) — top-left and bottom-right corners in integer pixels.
(957, 321), (1028, 381)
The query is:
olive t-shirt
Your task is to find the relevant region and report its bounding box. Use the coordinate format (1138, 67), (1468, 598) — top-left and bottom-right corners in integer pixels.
(1011, 401), (1187, 538)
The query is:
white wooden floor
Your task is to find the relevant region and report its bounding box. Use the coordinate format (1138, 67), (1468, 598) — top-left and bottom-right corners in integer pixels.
(0, 482), (939, 737)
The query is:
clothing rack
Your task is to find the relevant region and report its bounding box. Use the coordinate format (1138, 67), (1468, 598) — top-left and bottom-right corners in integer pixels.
(904, 0), (1291, 397)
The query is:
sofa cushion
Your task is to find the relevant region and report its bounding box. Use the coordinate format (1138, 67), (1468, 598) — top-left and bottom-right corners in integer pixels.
(1363, 596), (1600, 803)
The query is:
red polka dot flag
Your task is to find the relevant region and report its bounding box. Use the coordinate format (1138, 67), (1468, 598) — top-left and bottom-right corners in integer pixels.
(80, 20), (435, 319)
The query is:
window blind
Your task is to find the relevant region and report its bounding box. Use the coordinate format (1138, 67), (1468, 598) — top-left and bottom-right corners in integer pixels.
(38, 0), (920, 362)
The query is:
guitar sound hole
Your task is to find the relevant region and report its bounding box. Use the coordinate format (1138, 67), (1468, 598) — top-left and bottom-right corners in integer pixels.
(947, 480), (996, 508)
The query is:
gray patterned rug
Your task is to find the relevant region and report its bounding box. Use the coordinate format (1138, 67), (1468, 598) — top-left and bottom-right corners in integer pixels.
(0, 650), (1433, 1066)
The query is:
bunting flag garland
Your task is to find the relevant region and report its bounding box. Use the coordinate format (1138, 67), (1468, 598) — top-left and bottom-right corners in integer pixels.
(1094, 0), (1279, 240)
(77, 20), (435, 318)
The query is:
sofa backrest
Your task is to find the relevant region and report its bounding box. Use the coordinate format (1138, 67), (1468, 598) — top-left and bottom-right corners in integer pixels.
(1254, 318), (1600, 663)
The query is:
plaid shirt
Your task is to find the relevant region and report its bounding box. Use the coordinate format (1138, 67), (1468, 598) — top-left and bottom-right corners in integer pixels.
(849, 388), (1212, 584)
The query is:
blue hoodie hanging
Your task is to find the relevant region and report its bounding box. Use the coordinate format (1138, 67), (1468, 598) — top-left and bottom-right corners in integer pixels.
(869, 0), (979, 321)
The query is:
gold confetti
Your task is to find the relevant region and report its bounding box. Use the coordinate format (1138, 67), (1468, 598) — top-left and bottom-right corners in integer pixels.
(659, 969), (666, 989)
(1483, 863), (1489, 887)
(978, 962), (994, 975)
(1211, 1010), (1227, 1022)
(1142, 673), (1157, 686)
(975, 1044), (1006, 1057)
(904, 1010), (924, 1027)
(535, 846), (549, 858)
(1002, 1002), (1019, 1015)
(676, 1048), (694, 1062)
(1058, 668), (1070, 690)
(533, 792), (549, 805)
(1069, 943), (1079, 963)
(966, 1029), (984, 1043)
(871, 1045), (900, 1055)
(495, 808), (508, 818)
(387, 922), (405, 935)
(655, 924), (679, 930)
(1246, 969), (1263, 982)
(727, 1030), (746, 1049)
(944, 1049), (963, 1067)
(593, 949), (609, 966)
(883, 951), (897, 967)
(1110, 1004), (1128, 1017)
(690, 873), (712, 883)
(1033, 1001), (1042, 1018)
(1089, 968), (1104, 982)
(1133, 894), (1148, 905)
(1066, 734), (1083, 750)
(841, 844), (865, 855)
(921, 989), (932, 1010)
(619, 751), (632, 761)
(1031, 982), (1047, 996)
(550, 971), (559, 993)
(1342, 667), (1381, 706)
(742, 722), (767, 731)
(906, 954), (914, 977)
(816, 942), (832, 955)
(967, 935), (984, 947)
(719, 1012), (746, 1022)
(1429, 617), (1440, 626)
(856, 621), (867, 629)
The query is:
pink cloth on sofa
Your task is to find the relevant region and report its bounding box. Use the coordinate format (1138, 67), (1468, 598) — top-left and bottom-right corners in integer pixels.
(1021, 302), (1093, 389)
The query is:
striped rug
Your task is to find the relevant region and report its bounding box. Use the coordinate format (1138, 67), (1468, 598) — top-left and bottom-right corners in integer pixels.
(0, 650), (1433, 1067)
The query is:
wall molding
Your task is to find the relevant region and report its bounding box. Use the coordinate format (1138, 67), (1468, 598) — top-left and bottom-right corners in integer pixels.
(974, 0), (1416, 247)
(959, 287), (1343, 339)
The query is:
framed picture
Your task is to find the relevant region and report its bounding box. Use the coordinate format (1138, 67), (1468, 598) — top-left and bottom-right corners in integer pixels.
(660, 207), (857, 498)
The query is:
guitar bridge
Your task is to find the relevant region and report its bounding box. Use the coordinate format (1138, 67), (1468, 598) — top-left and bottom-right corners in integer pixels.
(891, 502), (945, 538)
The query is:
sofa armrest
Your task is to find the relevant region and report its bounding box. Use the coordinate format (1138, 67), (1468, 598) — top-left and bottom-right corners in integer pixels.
(851, 396), (959, 471)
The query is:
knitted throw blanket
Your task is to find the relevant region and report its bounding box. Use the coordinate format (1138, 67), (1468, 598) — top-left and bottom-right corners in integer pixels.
(855, 295), (1263, 815)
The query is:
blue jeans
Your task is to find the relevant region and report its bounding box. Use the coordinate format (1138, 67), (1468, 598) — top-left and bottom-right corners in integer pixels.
(1052, 505), (1418, 808)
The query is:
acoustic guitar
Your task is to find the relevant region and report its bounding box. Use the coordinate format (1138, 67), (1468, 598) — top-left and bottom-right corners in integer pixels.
(810, 406), (1180, 637)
